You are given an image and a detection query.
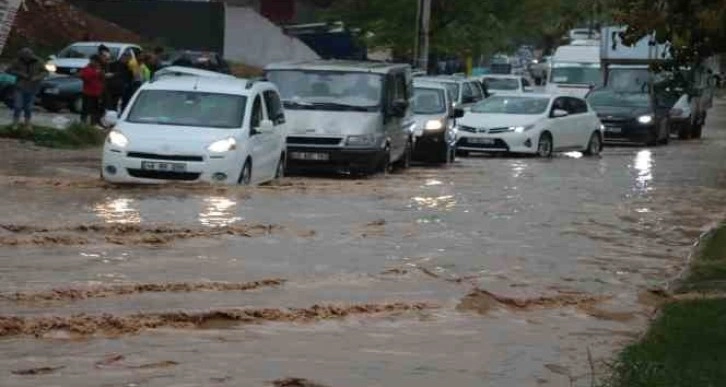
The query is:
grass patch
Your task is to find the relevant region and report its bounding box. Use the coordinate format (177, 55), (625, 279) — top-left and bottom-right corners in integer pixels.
(0, 122), (106, 149)
(604, 223), (726, 387)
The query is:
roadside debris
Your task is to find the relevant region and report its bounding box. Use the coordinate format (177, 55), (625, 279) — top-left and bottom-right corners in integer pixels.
(457, 289), (609, 314)
(11, 365), (65, 375)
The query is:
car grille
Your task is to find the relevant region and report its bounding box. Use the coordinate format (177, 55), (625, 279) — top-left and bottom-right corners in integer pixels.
(287, 136), (342, 145)
(457, 138), (509, 150)
(127, 169), (201, 181)
(487, 127), (512, 134)
(458, 125), (476, 133)
(126, 152), (203, 162)
(55, 67), (78, 76)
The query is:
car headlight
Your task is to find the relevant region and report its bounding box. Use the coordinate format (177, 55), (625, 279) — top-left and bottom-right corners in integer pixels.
(512, 125), (535, 133)
(107, 130), (128, 148)
(45, 63), (57, 73)
(346, 134), (376, 146)
(425, 119), (444, 130)
(637, 115), (654, 124)
(207, 137), (237, 153)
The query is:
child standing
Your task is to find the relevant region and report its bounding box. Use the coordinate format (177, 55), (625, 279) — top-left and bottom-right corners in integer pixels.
(79, 55), (104, 125)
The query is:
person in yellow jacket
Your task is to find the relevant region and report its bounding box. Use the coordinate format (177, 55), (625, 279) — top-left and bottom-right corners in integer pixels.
(138, 54), (152, 83)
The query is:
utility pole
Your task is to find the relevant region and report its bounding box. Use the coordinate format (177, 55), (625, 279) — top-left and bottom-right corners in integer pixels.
(415, 0), (431, 72)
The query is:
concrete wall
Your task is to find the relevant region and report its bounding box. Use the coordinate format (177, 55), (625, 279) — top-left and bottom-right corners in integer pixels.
(223, 6), (318, 67)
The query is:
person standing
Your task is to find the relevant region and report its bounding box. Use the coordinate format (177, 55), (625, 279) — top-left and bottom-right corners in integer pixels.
(79, 55), (104, 125)
(6, 48), (47, 129)
(138, 54), (152, 83)
(107, 52), (133, 111)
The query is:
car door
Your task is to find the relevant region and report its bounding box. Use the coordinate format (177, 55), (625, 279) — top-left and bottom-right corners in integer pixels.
(461, 82), (477, 108)
(263, 89), (286, 177)
(384, 71), (411, 161)
(548, 97), (576, 149)
(248, 94), (272, 183)
(567, 97), (594, 146)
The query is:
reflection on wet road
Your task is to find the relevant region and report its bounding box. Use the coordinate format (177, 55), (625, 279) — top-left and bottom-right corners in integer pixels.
(1, 101), (725, 386)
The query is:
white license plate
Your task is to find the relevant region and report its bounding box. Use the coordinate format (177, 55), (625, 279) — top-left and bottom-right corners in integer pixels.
(606, 127), (622, 134)
(469, 138), (495, 145)
(291, 152), (329, 161)
(141, 161), (187, 172)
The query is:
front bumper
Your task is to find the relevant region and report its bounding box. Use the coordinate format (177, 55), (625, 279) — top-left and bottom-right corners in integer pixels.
(285, 145), (387, 171)
(456, 131), (536, 154)
(600, 120), (655, 143)
(38, 90), (78, 109)
(101, 148), (242, 185)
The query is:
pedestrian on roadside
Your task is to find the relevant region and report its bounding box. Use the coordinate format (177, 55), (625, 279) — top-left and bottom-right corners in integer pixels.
(79, 55), (104, 126)
(138, 54), (152, 83)
(107, 52), (133, 111)
(6, 47), (47, 129)
(148, 46), (166, 76)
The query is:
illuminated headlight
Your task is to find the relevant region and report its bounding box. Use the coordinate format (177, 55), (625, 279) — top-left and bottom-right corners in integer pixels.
(512, 125), (535, 133)
(425, 119), (444, 130)
(207, 137), (237, 153)
(637, 115), (654, 124)
(347, 134), (376, 146)
(107, 131), (128, 148)
(600, 124), (605, 130)
(45, 62), (57, 73)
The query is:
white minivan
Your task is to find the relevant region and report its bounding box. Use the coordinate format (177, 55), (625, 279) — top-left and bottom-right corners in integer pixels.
(546, 42), (602, 97)
(102, 77), (287, 185)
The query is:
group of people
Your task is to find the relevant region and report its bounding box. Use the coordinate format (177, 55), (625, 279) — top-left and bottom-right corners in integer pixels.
(78, 45), (165, 126)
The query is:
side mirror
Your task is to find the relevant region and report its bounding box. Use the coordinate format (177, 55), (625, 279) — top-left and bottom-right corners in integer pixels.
(552, 109), (569, 118)
(102, 110), (119, 127)
(390, 99), (408, 117)
(451, 107), (465, 119)
(257, 119), (275, 133)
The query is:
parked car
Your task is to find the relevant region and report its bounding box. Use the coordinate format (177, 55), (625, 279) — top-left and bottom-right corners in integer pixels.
(37, 75), (83, 113)
(0, 71), (16, 108)
(161, 51), (231, 74)
(45, 41), (142, 75)
(101, 77), (286, 185)
(411, 80), (464, 163)
(264, 60), (414, 175)
(456, 94), (603, 157)
(417, 75), (485, 109)
(478, 74), (533, 95)
(586, 88), (670, 146)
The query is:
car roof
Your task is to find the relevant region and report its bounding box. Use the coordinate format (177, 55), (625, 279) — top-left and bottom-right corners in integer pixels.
(153, 66), (235, 80)
(265, 59), (409, 74)
(413, 80), (448, 89)
(480, 74), (520, 79)
(143, 76), (271, 95)
(70, 42), (138, 48)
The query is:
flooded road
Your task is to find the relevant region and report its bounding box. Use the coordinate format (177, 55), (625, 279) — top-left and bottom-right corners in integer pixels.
(1, 101), (725, 386)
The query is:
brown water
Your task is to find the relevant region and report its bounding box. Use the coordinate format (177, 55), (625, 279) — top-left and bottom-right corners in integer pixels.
(1, 101), (725, 386)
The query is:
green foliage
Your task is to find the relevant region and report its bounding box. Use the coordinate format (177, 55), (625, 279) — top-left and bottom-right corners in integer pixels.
(0, 122), (106, 149)
(613, 0), (726, 68)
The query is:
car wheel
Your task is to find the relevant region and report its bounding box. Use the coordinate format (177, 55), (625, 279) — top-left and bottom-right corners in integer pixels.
(393, 139), (412, 171)
(238, 160), (252, 185)
(536, 132), (553, 158)
(69, 97), (82, 114)
(678, 124), (691, 140)
(274, 155), (285, 179)
(645, 128), (659, 147)
(584, 132), (602, 156)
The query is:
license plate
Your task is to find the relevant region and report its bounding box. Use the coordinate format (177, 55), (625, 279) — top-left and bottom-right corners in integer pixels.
(290, 152), (329, 161)
(141, 161), (187, 172)
(606, 126), (622, 133)
(469, 138), (495, 145)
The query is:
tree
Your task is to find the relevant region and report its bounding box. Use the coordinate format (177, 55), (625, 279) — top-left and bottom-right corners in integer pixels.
(612, 0), (726, 68)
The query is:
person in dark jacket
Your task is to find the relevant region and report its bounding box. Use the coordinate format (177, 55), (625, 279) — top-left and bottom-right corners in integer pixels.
(106, 52), (133, 111)
(6, 48), (47, 128)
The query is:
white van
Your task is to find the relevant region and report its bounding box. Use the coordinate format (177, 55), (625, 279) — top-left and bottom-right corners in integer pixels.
(546, 43), (602, 97)
(265, 60), (414, 174)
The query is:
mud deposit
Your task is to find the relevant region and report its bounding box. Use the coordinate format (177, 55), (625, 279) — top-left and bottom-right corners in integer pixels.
(1, 101), (726, 386)
(0, 303), (436, 338)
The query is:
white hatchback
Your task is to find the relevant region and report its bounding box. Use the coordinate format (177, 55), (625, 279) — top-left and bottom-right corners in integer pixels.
(101, 77), (287, 185)
(456, 94), (603, 157)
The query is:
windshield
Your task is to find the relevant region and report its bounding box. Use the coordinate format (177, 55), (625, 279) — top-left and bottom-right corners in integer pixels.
(587, 90), (651, 108)
(608, 68), (651, 92)
(413, 87), (446, 114)
(484, 77), (519, 90)
(471, 96), (549, 114)
(266, 70), (382, 111)
(57, 44), (119, 59)
(127, 90), (246, 128)
(551, 63), (602, 85)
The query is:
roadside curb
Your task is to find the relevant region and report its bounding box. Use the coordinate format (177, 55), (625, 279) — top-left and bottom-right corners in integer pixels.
(666, 220), (725, 293)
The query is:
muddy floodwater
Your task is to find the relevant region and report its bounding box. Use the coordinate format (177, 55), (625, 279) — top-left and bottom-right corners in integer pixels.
(1, 102), (726, 386)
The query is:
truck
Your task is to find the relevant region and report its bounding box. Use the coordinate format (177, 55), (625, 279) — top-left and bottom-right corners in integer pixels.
(600, 25), (715, 139)
(545, 40), (601, 97)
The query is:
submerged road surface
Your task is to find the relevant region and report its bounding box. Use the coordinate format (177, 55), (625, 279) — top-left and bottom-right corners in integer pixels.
(0, 100), (725, 386)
